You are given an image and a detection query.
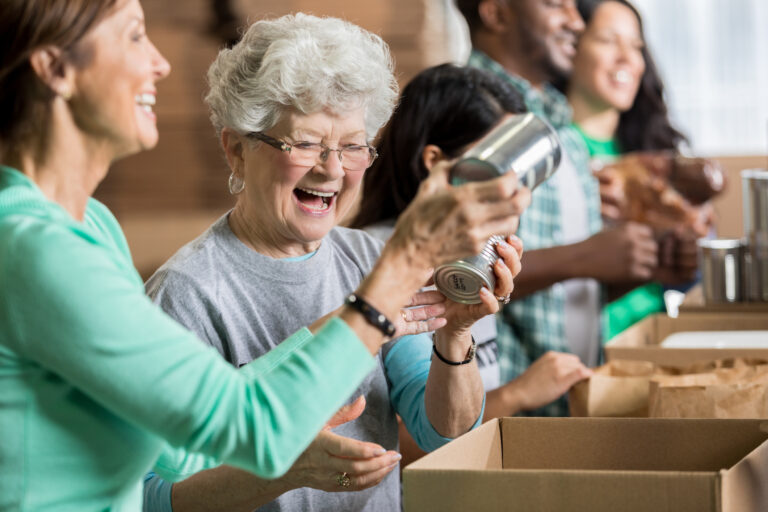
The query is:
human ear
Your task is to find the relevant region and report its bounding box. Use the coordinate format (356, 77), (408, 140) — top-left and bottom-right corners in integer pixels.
(28, 46), (75, 100)
(421, 144), (447, 172)
(221, 129), (246, 177)
(478, 0), (514, 33)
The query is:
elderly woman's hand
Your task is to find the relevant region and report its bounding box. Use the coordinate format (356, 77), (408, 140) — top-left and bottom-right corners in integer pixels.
(440, 235), (524, 336)
(395, 289), (448, 336)
(283, 396), (400, 493)
(385, 161), (531, 277)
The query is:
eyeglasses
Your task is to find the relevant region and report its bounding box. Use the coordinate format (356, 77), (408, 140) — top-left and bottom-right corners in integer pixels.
(248, 132), (378, 172)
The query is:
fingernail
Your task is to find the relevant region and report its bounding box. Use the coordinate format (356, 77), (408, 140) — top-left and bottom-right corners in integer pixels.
(376, 448), (387, 456)
(391, 453), (402, 462)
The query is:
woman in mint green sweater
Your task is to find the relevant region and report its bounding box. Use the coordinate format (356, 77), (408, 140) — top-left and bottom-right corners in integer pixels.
(0, 1), (527, 510)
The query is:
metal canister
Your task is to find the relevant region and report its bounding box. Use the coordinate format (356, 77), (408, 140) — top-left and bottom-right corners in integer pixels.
(742, 169), (768, 301)
(742, 169), (768, 235)
(744, 234), (768, 302)
(698, 238), (745, 304)
(449, 112), (562, 189)
(434, 113), (562, 304)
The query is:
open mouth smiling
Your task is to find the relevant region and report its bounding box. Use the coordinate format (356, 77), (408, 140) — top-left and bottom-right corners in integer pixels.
(293, 186), (338, 214)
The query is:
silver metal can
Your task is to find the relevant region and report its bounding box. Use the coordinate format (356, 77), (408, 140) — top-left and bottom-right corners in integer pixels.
(698, 238), (745, 304)
(742, 169), (768, 235)
(449, 112), (562, 188)
(745, 234), (768, 302)
(434, 113), (562, 304)
(741, 169), (768, 301)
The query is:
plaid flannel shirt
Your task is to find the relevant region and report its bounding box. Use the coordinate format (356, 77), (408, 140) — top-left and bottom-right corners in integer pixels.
(468, 50), (603, 416)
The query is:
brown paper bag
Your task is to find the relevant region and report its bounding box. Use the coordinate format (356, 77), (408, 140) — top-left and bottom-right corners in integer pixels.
(569, 360), (660, 417)
(569, 358), (768, 418)
(649, 365), (768, 418)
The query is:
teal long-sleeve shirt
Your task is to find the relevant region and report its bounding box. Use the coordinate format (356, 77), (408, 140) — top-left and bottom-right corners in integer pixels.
(0, 166), (376, 511)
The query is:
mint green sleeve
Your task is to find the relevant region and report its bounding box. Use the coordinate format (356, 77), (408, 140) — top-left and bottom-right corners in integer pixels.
(152, 328), (317, 482)
(2, 219), (376, 479)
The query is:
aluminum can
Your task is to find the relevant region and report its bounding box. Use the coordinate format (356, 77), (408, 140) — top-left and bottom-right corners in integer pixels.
(741, 169), (768, 301)
(435, 113), (561, 304)
(742, 169), (768, 235)
(698, 238), (745, 304)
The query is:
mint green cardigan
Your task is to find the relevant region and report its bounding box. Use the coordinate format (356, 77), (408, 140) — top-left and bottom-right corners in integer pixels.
(0, 166), (375, 511)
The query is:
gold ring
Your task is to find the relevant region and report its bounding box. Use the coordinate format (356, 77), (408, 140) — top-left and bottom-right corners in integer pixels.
(336, 472), (351, 488)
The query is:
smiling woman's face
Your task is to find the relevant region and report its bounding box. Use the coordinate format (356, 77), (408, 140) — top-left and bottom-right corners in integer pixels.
(570, 1), (646, 113)
(69, 0), (170, 159)
(236, 107), (369, 254)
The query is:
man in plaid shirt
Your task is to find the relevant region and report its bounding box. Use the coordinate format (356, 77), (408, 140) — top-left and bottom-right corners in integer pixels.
(456, 0), (659, 416)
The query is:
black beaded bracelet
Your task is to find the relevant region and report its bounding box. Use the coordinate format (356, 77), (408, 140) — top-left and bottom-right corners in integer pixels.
(345, 294), (397, 337)
(432, 336), (477, 366)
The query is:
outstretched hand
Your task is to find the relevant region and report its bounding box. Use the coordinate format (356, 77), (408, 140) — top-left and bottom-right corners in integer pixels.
(283, 396), (401, 493)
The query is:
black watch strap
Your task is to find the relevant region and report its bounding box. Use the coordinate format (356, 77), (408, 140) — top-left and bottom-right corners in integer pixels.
(432, 336), (477, 366)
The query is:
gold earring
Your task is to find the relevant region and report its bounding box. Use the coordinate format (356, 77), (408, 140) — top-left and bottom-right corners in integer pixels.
(60, 88), (72, 101)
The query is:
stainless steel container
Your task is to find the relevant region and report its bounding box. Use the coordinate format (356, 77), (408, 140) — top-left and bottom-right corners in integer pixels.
(698, 238), (745, 304)
(434, 113), (562, 304)
(742, 169), (768, 235)
(449, 112), (562, 189)
(745, 236), (768, 302)
(742, 169), (768, 301)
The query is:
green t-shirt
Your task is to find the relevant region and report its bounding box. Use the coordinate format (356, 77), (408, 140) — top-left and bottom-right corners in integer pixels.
(0, 166), (375, 511)
(571, 125), (666, 341)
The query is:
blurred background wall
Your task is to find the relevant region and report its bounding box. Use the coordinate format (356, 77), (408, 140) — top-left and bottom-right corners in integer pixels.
(95, 0), (767, 279)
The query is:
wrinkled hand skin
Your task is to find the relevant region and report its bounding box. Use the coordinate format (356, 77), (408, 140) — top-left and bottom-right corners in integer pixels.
(283, 396), (401, 493)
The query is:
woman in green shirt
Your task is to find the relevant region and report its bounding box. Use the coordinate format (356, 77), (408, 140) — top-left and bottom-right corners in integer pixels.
(0, 1), (527, 510)
(565, 0), (689, 340)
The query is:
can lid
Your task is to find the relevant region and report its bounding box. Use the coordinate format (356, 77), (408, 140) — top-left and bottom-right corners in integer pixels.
(434, 262), (493, 305)
(697, 238), (744, 250)
(741, 168), (768, 180)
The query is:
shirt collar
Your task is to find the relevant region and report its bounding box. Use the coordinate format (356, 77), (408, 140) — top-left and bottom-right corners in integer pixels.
(467, 49), (574, 129)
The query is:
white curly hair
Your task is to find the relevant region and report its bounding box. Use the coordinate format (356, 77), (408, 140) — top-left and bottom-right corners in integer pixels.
(205, 13), (399, 140)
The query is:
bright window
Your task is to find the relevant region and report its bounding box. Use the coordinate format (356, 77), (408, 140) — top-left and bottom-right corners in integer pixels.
(633, 0), (768, 156)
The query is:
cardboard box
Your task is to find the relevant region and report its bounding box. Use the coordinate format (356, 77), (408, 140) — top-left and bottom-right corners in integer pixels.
(605, 313), (768, 367)
(679, 285), (768, 314)
(403, 417), (768, 512)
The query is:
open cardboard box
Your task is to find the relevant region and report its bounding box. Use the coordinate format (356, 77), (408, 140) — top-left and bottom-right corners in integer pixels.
(403, 417), (768, 512)
(679, 285), (768, 314)
(605, 313), (768, 367)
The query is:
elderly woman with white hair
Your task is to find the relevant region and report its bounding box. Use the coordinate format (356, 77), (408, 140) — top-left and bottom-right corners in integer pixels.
(142, 13), (529, 512)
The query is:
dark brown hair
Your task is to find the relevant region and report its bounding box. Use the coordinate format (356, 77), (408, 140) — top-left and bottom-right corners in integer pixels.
(0, 0), (117, 152)
(350, 64), (526, 229)
(574, 0), (687, 152)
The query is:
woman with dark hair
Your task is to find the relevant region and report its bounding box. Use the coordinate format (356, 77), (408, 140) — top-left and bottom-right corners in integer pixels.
(352, 64), (592, 424)
(0, 2), (527, 509)
(565, 0), (691, 339)
(568, 0), (687, 155)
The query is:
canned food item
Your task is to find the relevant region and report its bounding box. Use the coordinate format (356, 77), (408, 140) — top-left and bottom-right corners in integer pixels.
(434, 236), (504, 305)
(435, 113), (562, 304)
(698, 238), (745, 304)
(742, 169), (768, 235)
(745, 235), (768, 302)
(450, 112), (561, 190)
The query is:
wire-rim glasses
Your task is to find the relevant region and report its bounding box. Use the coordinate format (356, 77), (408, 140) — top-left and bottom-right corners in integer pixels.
(248, 132), (378, 172)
